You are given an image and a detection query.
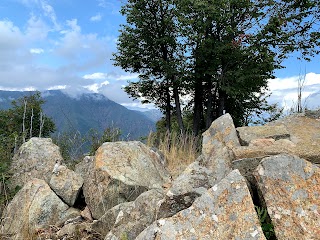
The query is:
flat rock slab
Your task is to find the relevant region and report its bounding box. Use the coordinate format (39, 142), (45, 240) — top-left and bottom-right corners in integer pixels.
(267, 115), (320, 163)
(254, 154), (320, 240)
(1, 178), (80, 239)
(236, 125), (290, 146)
(136, 170), (266, 240)
(232, 139), (296, 160)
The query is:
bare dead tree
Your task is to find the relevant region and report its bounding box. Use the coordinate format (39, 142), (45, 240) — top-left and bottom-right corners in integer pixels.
(22, 99), (27, 143)
(39, 111), (45, 138)
(29, 108), (34, 139)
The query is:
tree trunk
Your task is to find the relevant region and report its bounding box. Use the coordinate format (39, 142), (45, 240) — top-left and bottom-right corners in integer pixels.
(193, 78), (204, 136)
(173, 85), (185, 133)
(205, 79), (214, 129)
(218, 88), (227, 117)
(165, 85), (171, 132)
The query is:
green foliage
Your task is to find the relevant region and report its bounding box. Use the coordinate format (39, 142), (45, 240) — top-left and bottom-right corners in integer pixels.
(88, 127), (121, 155)
(255, 206), (276, 239)
(115, 0), (320, 134)
(0, 92), (55, 213)
(52, 127), (121, 168)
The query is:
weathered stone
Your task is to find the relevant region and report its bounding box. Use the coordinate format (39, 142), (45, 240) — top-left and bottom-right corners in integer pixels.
(232, 139), (296, 160)
(266, 114), (320, 163)
(136, 170), (266, 240)
(1, 178), (80, 239)
(237, 125), (290, 146)
(104, 189), (164, 240)
(81, 206), (93, 221)
(157, 161), (217, 219)
(254, 154), (320, 240)
(49, 165), (83, 206)
(202, 113), (240, 160)
(75, 141), (171, 219)
(9, 138), (64, 189)
(200, 114), (235, 181)
(90, 202), (134, 237)
(232, 157), (264, 186)
(249, 138), (275, 147)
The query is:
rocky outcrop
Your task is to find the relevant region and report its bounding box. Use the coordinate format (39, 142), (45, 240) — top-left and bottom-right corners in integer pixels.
(49, 165), (84, 206)
(2, 112), (320, 240)
(75, 141), (171, 219)
(9, 138), (64, 189)
(136, 170), (266, 240)
(1, 178), (80, 239)
(254, 154), (320, 239)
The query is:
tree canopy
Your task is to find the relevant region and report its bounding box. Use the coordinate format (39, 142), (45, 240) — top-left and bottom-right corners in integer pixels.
(114, 0), (320, 134)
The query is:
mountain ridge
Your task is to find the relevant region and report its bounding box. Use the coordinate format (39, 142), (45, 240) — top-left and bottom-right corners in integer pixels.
(0, 90), (156, 139)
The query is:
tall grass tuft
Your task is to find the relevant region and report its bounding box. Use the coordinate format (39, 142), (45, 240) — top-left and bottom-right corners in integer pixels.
(147, 131), (201, 178)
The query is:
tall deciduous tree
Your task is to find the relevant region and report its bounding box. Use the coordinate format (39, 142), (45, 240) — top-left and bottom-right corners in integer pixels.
(113, 0), (186, 133)
(114, 0), (320, 134)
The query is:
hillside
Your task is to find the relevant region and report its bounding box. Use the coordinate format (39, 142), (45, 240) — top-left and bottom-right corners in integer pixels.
(0, 90), (156, 139)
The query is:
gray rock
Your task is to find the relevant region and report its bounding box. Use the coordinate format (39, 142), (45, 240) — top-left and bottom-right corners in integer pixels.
(9, 138), (64, 189)
(202, 113), (240, 160)
(49, 165), (83, 206)
(75, 141), (171, 219)
(1, 178), (80, 239)
(236, 125), (290, 146)
(103, 189), (164, 240)
(136, 170), (265, 240)
(200, 114), (236, 184)
(254, 154), (320, 240)
(157, 161), (216, 219)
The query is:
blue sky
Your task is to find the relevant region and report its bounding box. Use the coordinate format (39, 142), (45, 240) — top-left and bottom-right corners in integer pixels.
(0, 0), (319, 111)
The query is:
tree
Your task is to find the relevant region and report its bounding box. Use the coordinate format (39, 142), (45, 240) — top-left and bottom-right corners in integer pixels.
(113, 0), (187, 133)
(115, 0), (320, 134)
(0, 92), (56, 153)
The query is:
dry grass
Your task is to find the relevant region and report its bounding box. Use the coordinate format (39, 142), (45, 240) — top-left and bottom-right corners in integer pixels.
(147, 131), (201, 178)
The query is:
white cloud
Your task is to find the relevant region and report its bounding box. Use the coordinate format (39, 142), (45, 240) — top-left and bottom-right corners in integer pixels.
(83, 72), (108, 80)
(269, 72), (320, 91)
(268, 72), (320, 110)
(0, 20), (24, 50)
(90, 13), (102, 22)
(30, 48), (44, 54)
(26, 15), (50, 40)
(84, 81), (110, 92)
(40, 0), (60, 30)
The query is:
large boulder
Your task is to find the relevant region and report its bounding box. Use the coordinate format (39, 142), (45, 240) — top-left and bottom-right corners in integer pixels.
(254, 154), (320, 240)
(49, 165), (84, 206)
(75, 141), (171, 219)
(1, 178), (80, 239)
(136, 170), (266, 240)
(9, 138), (64, 189)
